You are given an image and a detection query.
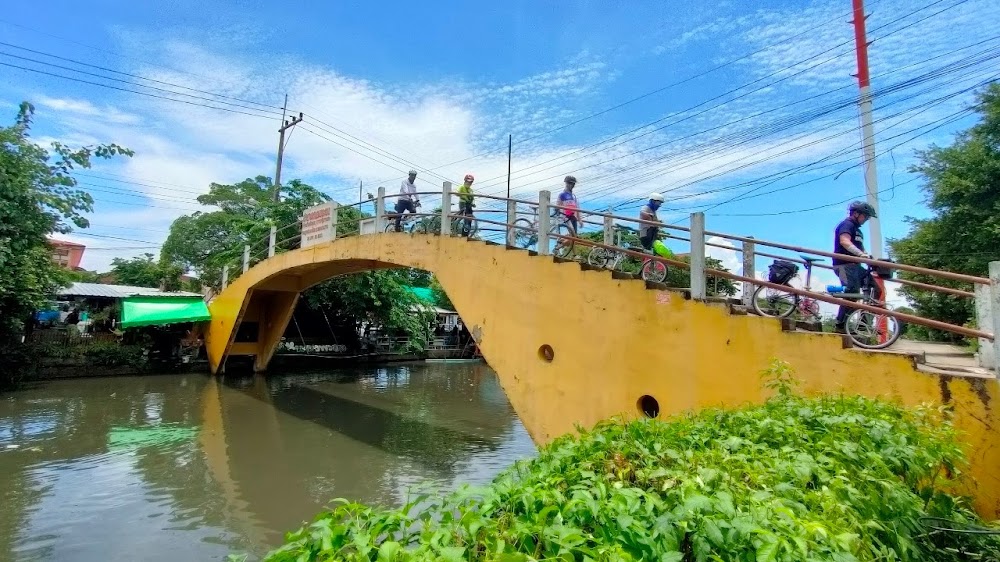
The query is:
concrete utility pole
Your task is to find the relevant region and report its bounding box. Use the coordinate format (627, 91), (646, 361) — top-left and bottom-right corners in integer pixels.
(273, 93), (304, 202)
(851, 0), (882, 258)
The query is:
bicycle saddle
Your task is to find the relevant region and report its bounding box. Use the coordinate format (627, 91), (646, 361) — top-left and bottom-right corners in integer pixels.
(799, 255), (824, 264)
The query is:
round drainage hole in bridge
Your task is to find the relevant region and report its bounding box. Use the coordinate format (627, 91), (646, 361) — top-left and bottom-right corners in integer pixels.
(637, 395), (660, 418)
(537, 344), (554, 362)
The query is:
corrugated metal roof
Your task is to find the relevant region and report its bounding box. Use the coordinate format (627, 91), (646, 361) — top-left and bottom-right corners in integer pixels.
(57, 282), (202, 299)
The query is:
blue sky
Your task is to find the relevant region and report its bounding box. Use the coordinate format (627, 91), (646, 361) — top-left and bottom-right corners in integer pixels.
(2, 0), (999, 301)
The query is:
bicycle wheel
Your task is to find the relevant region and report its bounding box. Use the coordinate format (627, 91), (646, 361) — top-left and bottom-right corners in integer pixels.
(640, 259), (667, 283)
(550, 222), (574, 258)
(845, 308), (902, 349)
(587, 247), (613, 268)
(751, 284), (797, 318)
(384, 220), (398, 233)
(512, 218), (536, 248)
(451, 216), (479, 238)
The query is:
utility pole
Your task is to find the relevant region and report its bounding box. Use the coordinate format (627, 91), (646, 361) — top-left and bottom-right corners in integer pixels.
(851, 0), (882, 258)
(506, 134), (512, 199)
(273, 93), (304, 202)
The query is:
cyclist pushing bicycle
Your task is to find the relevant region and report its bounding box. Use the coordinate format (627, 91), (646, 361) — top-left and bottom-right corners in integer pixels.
(833, 201), (880, 333)
(639, 192), (673, 259)
(457, 174), (475, 237)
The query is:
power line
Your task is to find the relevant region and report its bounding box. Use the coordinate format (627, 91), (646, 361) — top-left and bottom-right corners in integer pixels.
(580, 45), (1000, 209)
(475, 0), (976, 198)
(0, 61), (278, 119)
(0, 41), (287, 114)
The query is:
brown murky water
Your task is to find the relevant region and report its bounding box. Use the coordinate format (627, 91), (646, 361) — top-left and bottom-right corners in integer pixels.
(0, 363), (535, 561)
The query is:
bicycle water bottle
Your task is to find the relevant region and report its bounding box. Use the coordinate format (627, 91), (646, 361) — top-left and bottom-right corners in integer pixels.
(827, 285), (845, 293)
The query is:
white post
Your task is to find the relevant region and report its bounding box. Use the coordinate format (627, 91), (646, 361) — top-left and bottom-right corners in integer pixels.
(742, 236), (755, 307)
(689, 212), (706, 300)
(375, 186), (386, 232)
(506, 198), (518, 246)
(242, 244), (251, 273)
(537, 190), (551, 255)
(441, 181), (452, 236)
(268, 225), (277, 258)
(603, 213), (614, 246)
(221, 265), (229, 290)
(975, 282), (995, 370)
(986, 261), (1000, 377)
(331, 201), (339, 240)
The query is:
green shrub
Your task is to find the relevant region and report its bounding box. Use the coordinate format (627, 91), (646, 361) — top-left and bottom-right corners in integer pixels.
(248, 362), (999, 562)
(83, 342), (147, 369)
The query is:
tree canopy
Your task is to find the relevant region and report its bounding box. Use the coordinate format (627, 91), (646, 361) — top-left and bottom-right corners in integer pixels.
(888, 83), (1000, 341)
(161, 176), (331, 288)
(0, 102), (132, 386)
(110, 253), (184, 291)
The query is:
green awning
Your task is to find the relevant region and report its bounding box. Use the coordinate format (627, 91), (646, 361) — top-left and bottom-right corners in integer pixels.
(120, 296), (211, 329)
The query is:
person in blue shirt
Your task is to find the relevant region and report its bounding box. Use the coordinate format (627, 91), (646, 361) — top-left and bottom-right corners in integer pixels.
(833, 200), (877, 333)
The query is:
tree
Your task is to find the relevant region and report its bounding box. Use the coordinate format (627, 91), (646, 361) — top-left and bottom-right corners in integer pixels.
(110, 253), (184, 291)
(161, 176), (331, 288)
(304, 270), (434, 352)
(0, 102), (132, 386)
(887, 83), (1000, 342)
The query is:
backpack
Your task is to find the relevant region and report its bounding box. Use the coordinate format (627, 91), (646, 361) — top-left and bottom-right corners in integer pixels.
(767, 260), (799, 285)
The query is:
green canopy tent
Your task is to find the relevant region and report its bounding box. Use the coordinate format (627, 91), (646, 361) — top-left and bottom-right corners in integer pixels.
(120, 296), (211, 329)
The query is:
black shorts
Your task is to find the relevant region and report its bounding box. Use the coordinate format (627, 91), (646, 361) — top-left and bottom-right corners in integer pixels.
(395, 199), (416, 214)
(640, 227), (659, 250)
(565, 215), (578, 233)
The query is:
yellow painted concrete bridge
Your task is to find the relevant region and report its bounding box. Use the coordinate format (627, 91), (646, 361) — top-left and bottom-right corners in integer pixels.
(205, 233), (1000, 517)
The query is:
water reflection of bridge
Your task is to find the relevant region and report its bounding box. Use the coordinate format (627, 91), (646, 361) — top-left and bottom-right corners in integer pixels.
(0, 364), (528, 559)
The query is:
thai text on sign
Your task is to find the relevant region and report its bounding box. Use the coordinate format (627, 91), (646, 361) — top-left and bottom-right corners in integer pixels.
(300, 202), (336, 248)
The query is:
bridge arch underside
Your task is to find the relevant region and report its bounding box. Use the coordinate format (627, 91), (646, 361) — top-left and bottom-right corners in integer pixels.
(206, 234), (1000, 517)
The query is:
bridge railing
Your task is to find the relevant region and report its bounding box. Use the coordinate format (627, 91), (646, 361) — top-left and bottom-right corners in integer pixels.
(212, 184), (1000, 373)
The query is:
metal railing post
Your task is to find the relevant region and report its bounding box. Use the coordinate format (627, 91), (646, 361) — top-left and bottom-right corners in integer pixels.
(987, 261), (1000, 376)
(242, 244), (250, 273)
(221, 265), (229, 290)
(268, 225), (276, 258)
(375, 186), (386, 232)
(506, 198), (517, 246)
(603, 213), (614, 246)
(537, 190), (551, 255)
(689, 212), (706, 300)
(331, 202), (339, 240)
(742, 236), (755, 307)
(441, 181), (452, 236)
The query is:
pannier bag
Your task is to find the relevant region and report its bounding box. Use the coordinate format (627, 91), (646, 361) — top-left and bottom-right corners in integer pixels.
(767, 260), (799, 285)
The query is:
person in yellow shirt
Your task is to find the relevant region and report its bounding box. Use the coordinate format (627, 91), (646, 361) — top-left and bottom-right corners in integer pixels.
(457, 174), (475, 237)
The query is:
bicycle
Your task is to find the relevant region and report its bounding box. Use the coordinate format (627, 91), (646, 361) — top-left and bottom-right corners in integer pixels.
(384, 205), (429, 234)
(585, 225), (668, 282)
(511, 207), (576, 258)
(752, 257), (902, 350)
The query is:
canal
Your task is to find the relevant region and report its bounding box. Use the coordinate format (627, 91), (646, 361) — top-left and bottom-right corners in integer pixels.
(0, 363), (536, 561)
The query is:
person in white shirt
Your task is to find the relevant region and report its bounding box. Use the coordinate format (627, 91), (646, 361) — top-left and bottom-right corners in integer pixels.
(393, 170), (421, 231)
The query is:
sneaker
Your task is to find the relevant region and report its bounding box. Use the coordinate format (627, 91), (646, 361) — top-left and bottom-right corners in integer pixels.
(833, 325), (847, 334)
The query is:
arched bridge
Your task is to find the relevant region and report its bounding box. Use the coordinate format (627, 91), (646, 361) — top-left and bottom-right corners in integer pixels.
(204, 189), (1000, 517)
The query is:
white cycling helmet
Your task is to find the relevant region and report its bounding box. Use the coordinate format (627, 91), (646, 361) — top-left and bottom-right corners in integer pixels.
(649, 192), (665, 202)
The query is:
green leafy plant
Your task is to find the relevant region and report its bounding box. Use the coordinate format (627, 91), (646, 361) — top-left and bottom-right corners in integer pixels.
(250, 364), (999, 562)
(83, 342), (147, 369)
